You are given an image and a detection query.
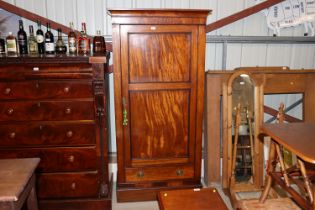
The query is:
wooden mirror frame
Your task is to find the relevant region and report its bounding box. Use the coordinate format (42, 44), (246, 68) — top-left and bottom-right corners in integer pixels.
(222, 70), (265, 190)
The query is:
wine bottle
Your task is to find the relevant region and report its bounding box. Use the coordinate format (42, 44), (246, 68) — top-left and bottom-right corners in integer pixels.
(93, 30), (106, 54)
(0, 33), (5, 54)
(36, 20), (45, 54)
(28, 25), (38, 54)
(55, 28), (67, 54)
(6, 32), (18, 55)
(17, 19), (28, 54)
(68, 22), (77, 54)
(45, 22), (55, 54)
(78, 22), (90, 54)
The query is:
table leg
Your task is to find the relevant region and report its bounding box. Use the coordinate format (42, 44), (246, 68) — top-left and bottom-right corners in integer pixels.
(26, 176), (38, 210)
(259, 140), (277, 203)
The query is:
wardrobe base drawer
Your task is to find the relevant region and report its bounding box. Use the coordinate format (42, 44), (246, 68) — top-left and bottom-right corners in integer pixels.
(125, 165), (194, 182)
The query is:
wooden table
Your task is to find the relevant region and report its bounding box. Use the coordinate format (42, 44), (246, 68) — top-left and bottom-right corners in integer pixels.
(259, 123), (315, 210)
(0, 158), (40, 210)
(158, 188), (228, 210)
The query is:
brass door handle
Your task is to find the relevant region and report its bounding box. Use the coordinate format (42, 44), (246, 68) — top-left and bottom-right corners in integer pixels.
(122, 97), (128, 126)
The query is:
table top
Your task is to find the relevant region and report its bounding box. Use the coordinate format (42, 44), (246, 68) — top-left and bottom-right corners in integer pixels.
(261, 123), (315, 164)
(0, 158), (40, 201)
(158, 188), (228, 210)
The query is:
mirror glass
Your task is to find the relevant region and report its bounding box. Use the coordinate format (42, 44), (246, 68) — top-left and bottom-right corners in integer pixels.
(231, 74), (255, 184)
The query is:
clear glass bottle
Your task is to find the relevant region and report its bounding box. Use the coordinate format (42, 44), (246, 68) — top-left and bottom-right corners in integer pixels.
(93, 30), (106, 54)
(45, 22), (55, 54)
(68, 22), (77, 54)
(17, 19), (28, 54)
(55, 28), (67, 54)
(6, 32), (18, 55)
(78, 22), (90, 54)
(28, 25), (38, 54)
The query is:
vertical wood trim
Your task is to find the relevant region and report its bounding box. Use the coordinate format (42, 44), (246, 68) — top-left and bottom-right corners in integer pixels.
(305, 75), (315, 122)
(204, 74), (223, 186)
(112, 24), (124, 182)
(222, 81), (229, 188)
(194, 25), (206, 180)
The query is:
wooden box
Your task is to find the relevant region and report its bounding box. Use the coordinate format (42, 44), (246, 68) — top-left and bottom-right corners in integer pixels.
(158, 188), (228, 210)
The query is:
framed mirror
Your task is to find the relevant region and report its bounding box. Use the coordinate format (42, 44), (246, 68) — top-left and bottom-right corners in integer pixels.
(223, 70), (264, 194)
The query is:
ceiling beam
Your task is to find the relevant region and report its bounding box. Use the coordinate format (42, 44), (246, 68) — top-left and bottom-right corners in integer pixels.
(206, 0), (285, 33)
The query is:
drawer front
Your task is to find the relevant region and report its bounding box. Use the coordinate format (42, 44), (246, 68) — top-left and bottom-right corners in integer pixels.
(0, 147), (97, 172)
(0, 123), (96, 147)
(0, 81), (93, 100)
(125, 165), (194, 182)
(0, 100), (94, 121)
(0, 64), (93, 80)
(37, 172), (99, 199)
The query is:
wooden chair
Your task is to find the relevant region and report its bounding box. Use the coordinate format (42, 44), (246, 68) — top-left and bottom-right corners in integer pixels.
(0, 158), (40, 210)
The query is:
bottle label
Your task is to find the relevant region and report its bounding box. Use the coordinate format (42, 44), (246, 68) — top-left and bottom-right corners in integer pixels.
(36, 35), (44, 43)
(69, 37), (77, 52)
(18, 39), (27, 46)
(45, 42), (55, 52)
(29, 40), (37, 53)
(79, 39), (89, 53)
(7, 39), (17, 52)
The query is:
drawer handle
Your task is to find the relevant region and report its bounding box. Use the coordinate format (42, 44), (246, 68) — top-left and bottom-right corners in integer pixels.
(35, 82), (40, 89)
(71, 182), (76, 190)
(68, 155), (75, 163)
(176, 169), (184, 176)
(122, 97), (128, 126)
(65, 108), (72, 114)
(66, 130), (73, 138)
(33, 67), (39, 71)
(7, 108), (14, 115)
(9, 132), (16, 139)
(137, 171), (144, 178)
(64, 87), (70, 93)
(4, 88), (11, 95)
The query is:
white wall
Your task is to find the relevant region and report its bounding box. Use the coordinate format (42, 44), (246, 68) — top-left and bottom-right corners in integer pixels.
(2, 0), (315, 152)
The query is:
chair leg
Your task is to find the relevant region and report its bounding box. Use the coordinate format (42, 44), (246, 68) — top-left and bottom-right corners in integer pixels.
(259, 141), (276, 203)
(297, 159), (313, 204)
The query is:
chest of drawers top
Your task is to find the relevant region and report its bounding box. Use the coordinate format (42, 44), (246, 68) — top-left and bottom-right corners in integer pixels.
(0, 54), (109, 81)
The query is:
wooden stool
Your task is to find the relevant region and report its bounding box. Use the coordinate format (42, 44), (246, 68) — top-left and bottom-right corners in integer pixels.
(0, 158), (40, 210)
(158, 188), (228, 210)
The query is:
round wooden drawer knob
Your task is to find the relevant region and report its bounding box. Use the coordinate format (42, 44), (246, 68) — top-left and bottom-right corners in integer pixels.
(66, 130), (73, 138)
(137, 171), (144, 178)
(64, 87), (70, 93)
(4, 88), (11, 95)
(7, 108), (14, 115)
(65, 108), (72, 114)
(9, 132), (16, 139)
(176, 169), (184, 176)
(71, 182), (76, 190)
(68, 155), (75, 163)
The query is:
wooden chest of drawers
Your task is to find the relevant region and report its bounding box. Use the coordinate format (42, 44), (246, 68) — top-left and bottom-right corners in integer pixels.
(0, 55), (111, 210)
